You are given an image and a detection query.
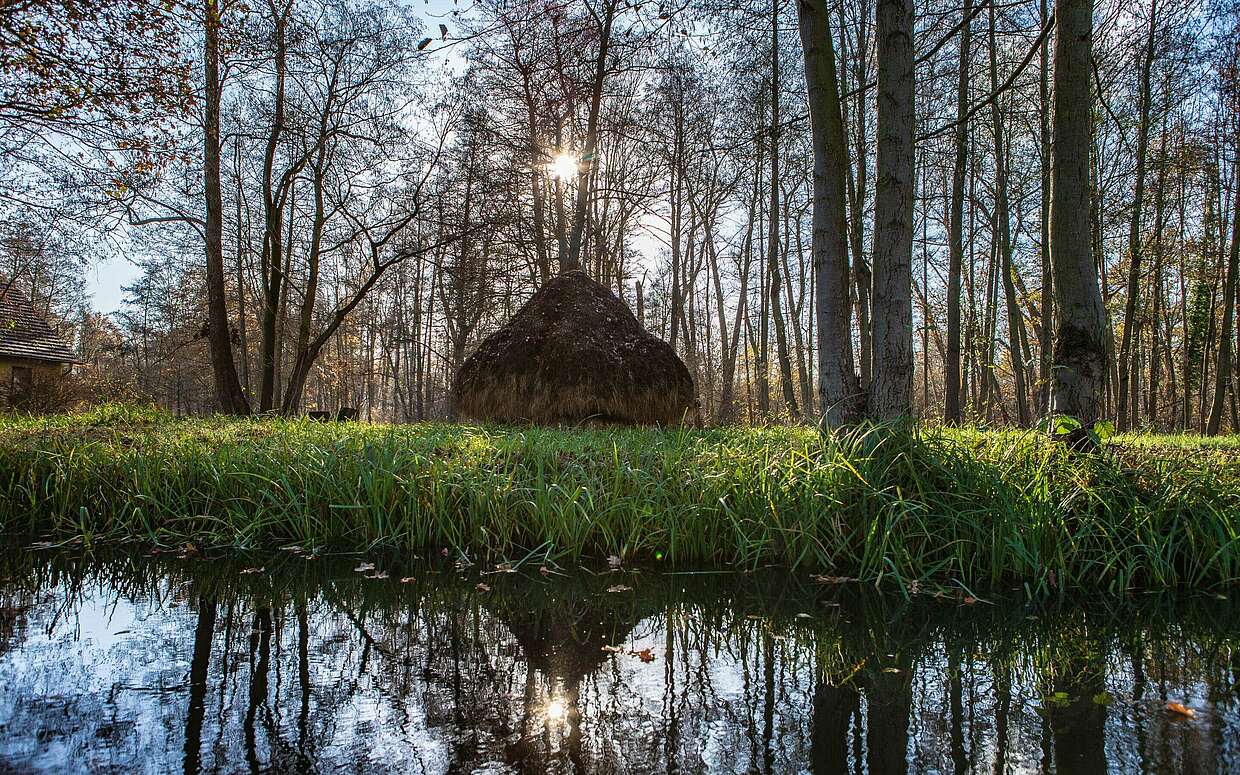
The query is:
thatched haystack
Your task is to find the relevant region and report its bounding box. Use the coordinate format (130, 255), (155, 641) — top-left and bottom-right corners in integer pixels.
(451, 271), (697, 426)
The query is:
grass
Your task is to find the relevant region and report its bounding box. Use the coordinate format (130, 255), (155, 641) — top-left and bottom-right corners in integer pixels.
(0, 403), (1237, 592)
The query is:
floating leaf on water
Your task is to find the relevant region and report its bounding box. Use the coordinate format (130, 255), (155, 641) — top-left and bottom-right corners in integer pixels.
(400, 576), (416, 584)
(354, 562), (376, 573)
(475, 582), (491, 593)
(1165, 702), (1196, 718)
(366, 571), (389, 580)
(811, 574), (855, 584)
(600, 645), (624, 653)
(494, 563), (514, 573)
(632, 648), (656, 663)
(240, 567), (264, 575)
(539, 566), (550, 576)
(607, 555), (623, 569)
(962, 596), (978, 605)
(607, 584), (633, 593)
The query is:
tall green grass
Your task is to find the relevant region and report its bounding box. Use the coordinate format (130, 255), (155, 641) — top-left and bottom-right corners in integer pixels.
(0, 404), (1237, 591)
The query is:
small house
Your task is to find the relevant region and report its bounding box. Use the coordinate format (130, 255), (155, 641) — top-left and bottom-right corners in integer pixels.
(0, 281), (77, 407)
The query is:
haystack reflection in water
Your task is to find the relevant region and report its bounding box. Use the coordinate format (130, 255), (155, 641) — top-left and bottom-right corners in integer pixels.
(0, 549), (1236, 773)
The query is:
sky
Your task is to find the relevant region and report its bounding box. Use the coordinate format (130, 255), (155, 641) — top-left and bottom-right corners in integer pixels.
(87, 255), (138, 316)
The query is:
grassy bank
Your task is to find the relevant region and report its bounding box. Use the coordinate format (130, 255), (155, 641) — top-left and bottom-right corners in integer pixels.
(1, 404), (1238, 592)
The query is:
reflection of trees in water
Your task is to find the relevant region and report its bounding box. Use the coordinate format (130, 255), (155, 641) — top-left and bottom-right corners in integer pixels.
(0, 552), (1238, 773)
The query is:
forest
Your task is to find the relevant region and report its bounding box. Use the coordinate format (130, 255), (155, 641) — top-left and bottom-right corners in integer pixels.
(5, 5), (1240, 767)
(1, 0), (1239, 436)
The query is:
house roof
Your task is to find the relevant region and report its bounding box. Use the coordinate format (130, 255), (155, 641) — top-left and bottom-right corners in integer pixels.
(0, 279), (77, 364)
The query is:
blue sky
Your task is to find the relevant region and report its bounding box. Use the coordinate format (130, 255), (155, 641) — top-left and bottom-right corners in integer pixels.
(88, 255), (137, 315)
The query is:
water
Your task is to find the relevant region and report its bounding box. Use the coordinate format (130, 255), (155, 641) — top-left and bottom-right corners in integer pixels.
(0, 548), (1236, 774)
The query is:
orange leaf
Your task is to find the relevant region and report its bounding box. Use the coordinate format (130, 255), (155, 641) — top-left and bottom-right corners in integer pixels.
(1165, 702), (1196, 718)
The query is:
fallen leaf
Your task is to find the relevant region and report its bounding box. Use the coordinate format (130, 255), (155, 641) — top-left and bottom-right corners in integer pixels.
(181, 542), (198, 556)
(475, 582), (491, 593)
(240, 567), (264, 575)
(280, 545), (303, 553)
(632, 648), (656, 663)
(354, 562), (376, 573)
(1165, 702), (1196, 718)
(539, 565), (550, 576)
(494, 563), (514, 573)
(400, 576), (416, 584)
(441, 548), (451, 557)
(600, 645), (624, 653)
(962, 596), (978, 605)
(365, 571), (390, 579)
(811, 574), (855, 584)
(607, 584), (633, 593)
(607, 555), (623, 569)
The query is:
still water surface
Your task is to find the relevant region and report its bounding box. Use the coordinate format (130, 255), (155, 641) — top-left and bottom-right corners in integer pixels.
(0, 548), (1236, 773)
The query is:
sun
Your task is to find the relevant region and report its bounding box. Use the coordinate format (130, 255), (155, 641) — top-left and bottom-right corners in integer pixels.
(544, 698), (568, 723)
(548, 152), (578, 181)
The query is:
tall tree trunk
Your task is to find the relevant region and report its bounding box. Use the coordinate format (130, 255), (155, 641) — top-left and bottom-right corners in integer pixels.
(768, 0), (800, 418)
(989, 2), (1030, 426)
(944, 0), (971, 424)
(868, 0), (915, 420)
(1117, 0), (1159, 431)
(204, 0), (250, 414)
(800, 0), (861, 427)
(1038, 0), (1053, 416)
(1207, 141), (1240, 435)
(1050, 0), (1109, 437)
(258, 0), (290, 412)
(564, 0), (616, 272)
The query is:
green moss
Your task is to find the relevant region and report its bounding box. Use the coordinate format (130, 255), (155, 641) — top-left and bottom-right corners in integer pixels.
(0, 405), (1237, 591)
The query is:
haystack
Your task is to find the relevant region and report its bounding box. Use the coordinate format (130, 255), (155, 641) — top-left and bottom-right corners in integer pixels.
(451, 270), (696, 426)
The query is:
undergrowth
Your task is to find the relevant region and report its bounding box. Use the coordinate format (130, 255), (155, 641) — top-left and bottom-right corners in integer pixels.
(0, 404), (1236, 592)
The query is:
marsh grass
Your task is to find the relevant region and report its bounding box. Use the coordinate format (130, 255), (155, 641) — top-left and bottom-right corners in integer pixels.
(0, 404), (1237, 591)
